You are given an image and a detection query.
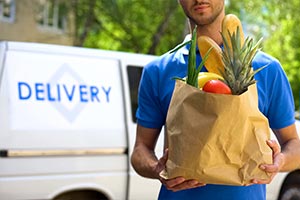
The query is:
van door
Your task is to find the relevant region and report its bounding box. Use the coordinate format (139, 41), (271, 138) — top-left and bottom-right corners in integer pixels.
(119, 55), (164, 200)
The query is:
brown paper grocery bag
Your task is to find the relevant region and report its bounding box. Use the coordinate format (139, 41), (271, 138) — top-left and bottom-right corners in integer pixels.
(160, 80), (272, 186)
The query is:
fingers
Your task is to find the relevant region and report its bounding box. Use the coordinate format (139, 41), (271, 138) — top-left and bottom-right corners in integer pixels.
(161, 177), (206, 192)
(266, 140), (281, 156)
(260, 140), (285, 173)
(169, 179), (205, 192)
(160, 148), (169, 164)
(160, 176), (185, 189)
(251, 140), (285, 185)
(251, 177), (273, 184)
(157, 149), (205, 191)
(260, 164), (279, 173)
(260, 152), (284, 173)
(155, 149), (169, 174)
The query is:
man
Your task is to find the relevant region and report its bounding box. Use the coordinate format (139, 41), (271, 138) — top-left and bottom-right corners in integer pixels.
(131, 0), (300, 199)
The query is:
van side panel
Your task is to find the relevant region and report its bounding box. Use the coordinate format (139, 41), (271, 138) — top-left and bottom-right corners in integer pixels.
(0, 42), (128, 200)
(1, 49), (126, 149)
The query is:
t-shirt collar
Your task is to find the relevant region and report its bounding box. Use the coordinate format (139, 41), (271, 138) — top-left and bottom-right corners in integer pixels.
(182, 34), (191, 55)
(180, 34), (199, 56)
(180, 34), (224, 56)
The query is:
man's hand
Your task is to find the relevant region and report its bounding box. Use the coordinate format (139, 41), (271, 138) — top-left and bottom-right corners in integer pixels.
(252, 140), (285, 184)
(156, 149), (206, 192)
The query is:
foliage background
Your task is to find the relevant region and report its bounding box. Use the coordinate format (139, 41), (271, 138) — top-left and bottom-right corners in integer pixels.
(70, 0), (300, 111)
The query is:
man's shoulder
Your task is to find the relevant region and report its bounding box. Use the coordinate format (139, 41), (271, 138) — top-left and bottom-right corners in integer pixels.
(144, 48), (187, 73)
(253, 51), (280, 67)
(144, 36), (190, 70)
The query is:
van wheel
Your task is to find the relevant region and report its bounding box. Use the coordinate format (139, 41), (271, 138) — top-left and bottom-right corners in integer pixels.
(53, 190), (108, 200)
(278, 172), (300, 200)
(280, 186), (300, 200)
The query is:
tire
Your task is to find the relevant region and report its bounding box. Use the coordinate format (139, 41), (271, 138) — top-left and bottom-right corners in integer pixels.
(278, 172), (300, 200)
(279, 186), (300, 200)
(53, 190), (108, 200)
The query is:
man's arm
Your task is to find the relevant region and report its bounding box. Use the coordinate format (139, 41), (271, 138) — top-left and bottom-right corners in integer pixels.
(131, 125), (162, 179)
(273, 123), (300, 171)
(253, 123), (300, 184)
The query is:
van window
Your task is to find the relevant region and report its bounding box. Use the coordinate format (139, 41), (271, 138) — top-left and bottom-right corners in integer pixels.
(127, 66), (143, 123)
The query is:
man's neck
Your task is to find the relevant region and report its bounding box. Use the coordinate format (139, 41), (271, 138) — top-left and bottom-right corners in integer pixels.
(192, 13), (225, 46)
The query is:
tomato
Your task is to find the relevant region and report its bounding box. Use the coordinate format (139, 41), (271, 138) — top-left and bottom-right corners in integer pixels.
(202, 80), (232, 94)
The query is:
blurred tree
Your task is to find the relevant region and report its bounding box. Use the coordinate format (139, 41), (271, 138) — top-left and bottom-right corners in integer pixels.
(69, 0), (299, 109)
(70, 0), (186, 55)
(262, 0), (300, 111)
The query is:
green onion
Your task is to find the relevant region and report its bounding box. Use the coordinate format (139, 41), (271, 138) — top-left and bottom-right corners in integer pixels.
(186, 26), (212, 88)
(171, 26), (212, 88)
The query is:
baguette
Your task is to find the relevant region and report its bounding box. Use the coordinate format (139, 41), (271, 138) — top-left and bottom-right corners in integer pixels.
(198, 36), (224, 76)
(222, 14), (245, 49)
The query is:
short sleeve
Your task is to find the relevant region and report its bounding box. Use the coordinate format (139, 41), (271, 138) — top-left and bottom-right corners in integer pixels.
(254, 52), (295, 129)
(136, 62), (165, 129)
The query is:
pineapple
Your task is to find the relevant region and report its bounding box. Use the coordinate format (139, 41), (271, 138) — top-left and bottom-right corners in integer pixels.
(220, 17), (266, 95)
(175, 14), (265, 95)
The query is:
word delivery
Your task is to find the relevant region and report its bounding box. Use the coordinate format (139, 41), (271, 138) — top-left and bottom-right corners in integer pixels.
(17, 82), (112, 103)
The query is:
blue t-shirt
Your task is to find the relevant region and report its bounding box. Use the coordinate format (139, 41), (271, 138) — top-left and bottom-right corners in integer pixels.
(136, 39), (295, 200)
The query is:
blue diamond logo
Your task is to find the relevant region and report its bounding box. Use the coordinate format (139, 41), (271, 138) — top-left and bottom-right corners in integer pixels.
(48, 63), (86, 123)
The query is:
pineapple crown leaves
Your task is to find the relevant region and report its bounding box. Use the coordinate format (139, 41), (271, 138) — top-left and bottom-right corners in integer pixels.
(171, 26), (212, 88)
(220, 27), (267, 95)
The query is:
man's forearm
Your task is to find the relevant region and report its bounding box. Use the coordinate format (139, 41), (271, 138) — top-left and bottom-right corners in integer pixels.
(281, 138), (300, 172)
(131, 144), (160, 179)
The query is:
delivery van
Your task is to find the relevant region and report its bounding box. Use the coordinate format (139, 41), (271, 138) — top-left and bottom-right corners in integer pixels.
(0, 41), (163, 200)
(0, 41), (299, 200)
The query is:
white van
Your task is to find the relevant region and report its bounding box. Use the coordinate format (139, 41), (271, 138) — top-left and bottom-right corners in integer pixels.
(0, 41), (163, 200)
(0, 41), (299, 200)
